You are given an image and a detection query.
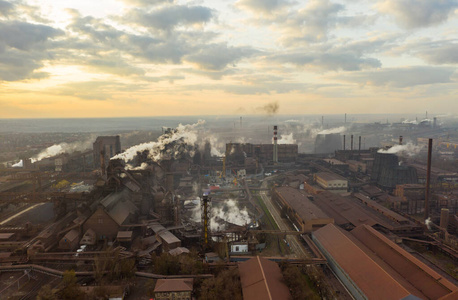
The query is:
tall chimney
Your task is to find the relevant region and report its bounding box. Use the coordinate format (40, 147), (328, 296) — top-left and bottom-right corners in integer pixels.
(343, 135), (346, 150)
(273, 125), (278, 163)
(399, 136), (403, 145)
(351, 135), (354, 151)
(359, 136), (361, 151)
(433, 117), (437, 128)
(425, 138), (432, 220)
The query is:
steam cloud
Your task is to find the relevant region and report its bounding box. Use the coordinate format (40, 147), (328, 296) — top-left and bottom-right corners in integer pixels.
(317, 126), (346, 135)
(277, 133), (296, 144)
(31, 138), (94, 163)
(425, 217), (432, 230)
(378, 143), (423, 157)
(12, 160), (23, 167)
(112, 120), (205, 166)
(191, 198), (251, 231)
(260, 101), (279, 116)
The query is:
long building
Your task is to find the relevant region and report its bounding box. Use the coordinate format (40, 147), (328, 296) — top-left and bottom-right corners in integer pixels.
(226, 143), (298, 164)
(272, 186), (333, 232)
(313, 224), (458, 300)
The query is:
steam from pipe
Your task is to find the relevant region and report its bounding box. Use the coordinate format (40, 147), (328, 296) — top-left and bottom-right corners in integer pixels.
(30, 138), (94, 163)
(112, 120), (205, 167)
(377, 143), (422, 157)
(12, 160), (23, 167)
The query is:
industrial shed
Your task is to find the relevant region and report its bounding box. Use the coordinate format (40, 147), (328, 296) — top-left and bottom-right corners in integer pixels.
(273, 186), (333, 232)
(238, 256), (292, 300)
(312, 224), (411, 300)
(58, 229), (80, 251)
(314, 172), (348, 193)
(350, 225), (458, 300)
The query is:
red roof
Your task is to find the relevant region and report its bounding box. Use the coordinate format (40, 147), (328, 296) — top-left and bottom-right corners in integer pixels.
(238, 256), (292, 300)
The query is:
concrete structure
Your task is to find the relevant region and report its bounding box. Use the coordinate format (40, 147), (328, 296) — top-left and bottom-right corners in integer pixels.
(93, 136), (121, 168)
(314, 172), (348, 193)
(313, 224), (411, 300)
(272, 186), (333, 232)
(238, 256), (292, 300)
(154, 278), (193, 300)
(372, 153), (418, 189)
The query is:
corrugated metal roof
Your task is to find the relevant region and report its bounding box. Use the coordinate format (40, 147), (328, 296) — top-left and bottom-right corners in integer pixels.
(351, 225), (458, 299)
(238, 256), (292, 300)
(275, 186), (330, 222)
(316, 171), (347, 182)
(107, 200), (137, 226)
(313, 224), (411, 300)
(154, 278), (193, 292)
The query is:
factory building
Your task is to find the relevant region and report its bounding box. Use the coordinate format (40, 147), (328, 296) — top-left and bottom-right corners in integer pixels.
(226, 143), (298, 164)
(154, 279), (194, 300)
(238, 256), (292, 300)
(313, 224), (458, 300)
(272, 186), (333, 232)
(314, 172), (348, 193)
(83, 190), (138, 241)
(93, 136), (121, 168)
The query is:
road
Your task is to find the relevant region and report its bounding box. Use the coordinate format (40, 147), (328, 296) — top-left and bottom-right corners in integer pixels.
(259, 179), (310, 259)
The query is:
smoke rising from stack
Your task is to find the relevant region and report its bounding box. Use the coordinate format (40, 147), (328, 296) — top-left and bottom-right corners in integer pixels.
(377, 143), (422, 157)
(317, 126), (346, 135)
(112, 120), (205, 168)
(30, 138), (94, 163)
(277, 133), (296, 144)
(260, 101), (279, 116)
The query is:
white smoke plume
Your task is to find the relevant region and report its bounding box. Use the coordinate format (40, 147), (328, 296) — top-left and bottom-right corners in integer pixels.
(402, 119), (418, 124)
(112, 120), (205, 165)
(317, 126), (346, 135)
(378, 143), (423, 157)
(425, 217), (432, 230)
(277, 133), (296, 144)
(190, 198), (251, 231)
(207, 135), (224, 157)
(12, 160), (23, 168)
(31, 138), (94, 163)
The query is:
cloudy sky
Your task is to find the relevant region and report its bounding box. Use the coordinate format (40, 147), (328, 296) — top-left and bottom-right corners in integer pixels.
(0, 0), (457, 118)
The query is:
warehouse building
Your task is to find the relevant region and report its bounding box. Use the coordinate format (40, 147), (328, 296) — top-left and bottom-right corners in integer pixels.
(314, 172), (348, 193)
(272, 186), (333, 232)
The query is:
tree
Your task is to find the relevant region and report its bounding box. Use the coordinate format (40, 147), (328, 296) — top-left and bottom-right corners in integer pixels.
(37, 284), (57, 300)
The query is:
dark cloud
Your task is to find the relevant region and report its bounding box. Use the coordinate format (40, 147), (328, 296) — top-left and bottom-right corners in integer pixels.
(236, 0), (293, 14)
(0, 21), (63, 51)
(0, 0), (14, 16)
(184, 44), (258, 71)
(125, 5), (214, 31)
(260, 101), (279, 115)
(412, 40), (458, 64)
(378, 0), (458, 29)
(0, 21), (62, 81)
(333, 66), (455, 87)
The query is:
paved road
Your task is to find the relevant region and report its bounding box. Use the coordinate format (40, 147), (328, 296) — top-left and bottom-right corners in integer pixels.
(259, 180), (310, 259)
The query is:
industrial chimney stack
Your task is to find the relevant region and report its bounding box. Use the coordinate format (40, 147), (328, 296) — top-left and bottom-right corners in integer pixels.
(273, 125), (278, 164)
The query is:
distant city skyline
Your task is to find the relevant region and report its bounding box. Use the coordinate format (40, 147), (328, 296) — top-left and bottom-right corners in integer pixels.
(0, 0), (457, 118)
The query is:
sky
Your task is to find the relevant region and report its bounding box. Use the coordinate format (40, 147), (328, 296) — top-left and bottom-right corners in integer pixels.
(0, 0), (457, 118)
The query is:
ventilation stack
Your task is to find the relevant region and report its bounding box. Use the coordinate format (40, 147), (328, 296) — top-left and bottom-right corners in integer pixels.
(343, 135), (346, 150)
(273, 125), (278, 164)
(359, 136), (362, 151)
(201, 194), (211, 250)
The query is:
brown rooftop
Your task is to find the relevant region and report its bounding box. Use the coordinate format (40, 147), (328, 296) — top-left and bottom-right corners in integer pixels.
(238, 256), (292, 300)
(154, 278), (193, 293)
(315, 171), (347, 182)
(313, 224), (410, 300)
(351, 225), (458, 299)
(275, 187), (330, 221)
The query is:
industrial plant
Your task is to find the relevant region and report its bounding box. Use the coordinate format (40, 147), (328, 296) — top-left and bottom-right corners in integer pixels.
(0, 115), (457, 299)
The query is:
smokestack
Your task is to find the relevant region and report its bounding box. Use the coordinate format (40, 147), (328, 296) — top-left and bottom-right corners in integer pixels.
(399, 136), (403, 145)
(433, 117), (437, 128)
(359, 136), (361, 151)
(351, 135), (354, 151)
(343, 135), (346, 150)
(273, 125), (278, 163)
(440, 208), (450, 230)
(321, 116), (324, 127)
(425, 138), (432, 220)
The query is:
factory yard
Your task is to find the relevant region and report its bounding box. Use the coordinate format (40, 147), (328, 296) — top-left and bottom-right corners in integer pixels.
(0, 117), (457, 299)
